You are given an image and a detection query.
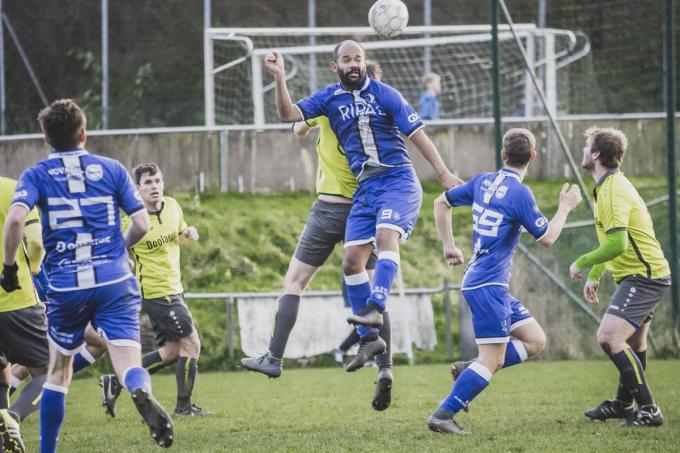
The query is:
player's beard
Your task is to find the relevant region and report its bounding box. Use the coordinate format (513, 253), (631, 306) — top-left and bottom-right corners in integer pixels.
(338, 67), (366, 90)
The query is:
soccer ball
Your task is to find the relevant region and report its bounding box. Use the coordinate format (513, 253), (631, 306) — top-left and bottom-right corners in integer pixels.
(368, 0), (409, 38)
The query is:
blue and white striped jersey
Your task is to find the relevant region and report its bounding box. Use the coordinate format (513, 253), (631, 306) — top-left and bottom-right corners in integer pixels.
(444, 168), (549, 290)
(11, 149), (144, 291)
(295, 77), (424, 181)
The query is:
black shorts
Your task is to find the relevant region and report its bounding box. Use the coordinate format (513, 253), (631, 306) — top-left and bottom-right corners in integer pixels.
(142, 294), (195, 347)
(294, 199), (377, 268)
(0, 304), (49, 368)
(607, 275), (671, 328)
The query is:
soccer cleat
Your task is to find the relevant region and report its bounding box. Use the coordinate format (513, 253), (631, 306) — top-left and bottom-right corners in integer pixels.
(99, 374), (123, 418)
(173, 404), (213, 417)
(0, 409), (26, 453)
(346, 337), (386, 372)
(621, 406), (664, 427)
(372, 367), (393, 411)
(347, 305), (384, 328)
(584, 399), (634, 421)
(331, 348), (346, 366)
(427, 415), (470, 435)
(240, 353), (282, 378)
(131, 388), (175, 448)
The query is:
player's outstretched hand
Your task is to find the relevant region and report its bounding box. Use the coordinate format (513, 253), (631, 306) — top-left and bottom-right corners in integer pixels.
(569, 261), (583, 283)
(264, 51), (285, 78)
(583, 280), (599, 305)
(559, 183), (582, 210)
(444, 246), (464, 267)
(0, 263), (21, 293)
(182, 226), (199, 242)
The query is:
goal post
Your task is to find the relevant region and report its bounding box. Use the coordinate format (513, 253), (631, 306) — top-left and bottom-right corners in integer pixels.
(204, 25), (588, 127)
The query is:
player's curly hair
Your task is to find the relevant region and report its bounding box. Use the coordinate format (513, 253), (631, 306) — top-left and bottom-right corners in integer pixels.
(502, 128), (536, 167)
(584, 126), (627, 169)
(37, 99), (86, 151)
(133, 162), (161, 185)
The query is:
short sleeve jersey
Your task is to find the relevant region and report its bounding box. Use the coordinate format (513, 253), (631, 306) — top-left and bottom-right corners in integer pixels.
(295, 77), (424, 181)
(305, 116), (357, 199)
(122, 197), (187, 299)
(0, 177), (40, 312)
(11, 149), (144, 291)
(444, 168), (549, 289)
(593, 172), (669, 280)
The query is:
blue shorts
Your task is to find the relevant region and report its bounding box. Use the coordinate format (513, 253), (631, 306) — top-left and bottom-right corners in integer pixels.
(345, 166), (423, 246)
(45, 276), (142, 354)
(462, 285), (534, 344)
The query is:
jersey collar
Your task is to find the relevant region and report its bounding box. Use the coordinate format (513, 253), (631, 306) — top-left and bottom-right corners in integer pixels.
(48, 148), (89, 159)
(592, 169), (620, 200)
(333, 76), (371, 96)
(499, 167), (522, 181)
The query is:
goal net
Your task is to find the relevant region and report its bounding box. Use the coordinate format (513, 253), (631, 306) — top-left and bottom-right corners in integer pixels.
(204, 26), (589, 127)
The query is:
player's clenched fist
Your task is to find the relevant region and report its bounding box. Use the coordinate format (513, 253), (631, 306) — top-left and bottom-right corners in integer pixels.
(559, 183), (582, 210)
(264, 51), (285, 78)
(181, 226), (199, 242)
(443, 246), (464, 267)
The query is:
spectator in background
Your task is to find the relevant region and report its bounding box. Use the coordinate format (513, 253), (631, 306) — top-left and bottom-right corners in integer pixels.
(419, 72), (441, 120)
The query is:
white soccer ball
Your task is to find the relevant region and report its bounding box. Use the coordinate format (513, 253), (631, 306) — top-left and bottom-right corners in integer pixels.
(368, 0), (409, 38)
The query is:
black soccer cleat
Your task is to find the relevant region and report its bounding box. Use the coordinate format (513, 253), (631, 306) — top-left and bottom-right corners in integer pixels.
(346, 337), (386, 372)
(372, 367), (393, 411)
(347, 305), (384, 328)
(0, 409), (26, 453)
(584, 399), (634, 421)
(622, 405), (664, 427)
(240, 353), (282, 378)
(427, 414), (470, 435)
(132, 388), (175, 448)
(173, 404), (213, 417)
(100, 374), (123, 418)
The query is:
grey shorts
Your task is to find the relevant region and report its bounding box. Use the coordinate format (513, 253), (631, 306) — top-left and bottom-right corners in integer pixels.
(0, 304), (49, 368)
(294, 199), (377, 268)
(607, 275), (671, 328)
(142, 294), (195, 347)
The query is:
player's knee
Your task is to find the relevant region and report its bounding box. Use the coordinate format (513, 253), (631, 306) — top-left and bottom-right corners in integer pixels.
(342, 255), (364, 276)
(181, 333), (201, 358)
(597, 333), (620, 356)
(526, 334), (547, 358)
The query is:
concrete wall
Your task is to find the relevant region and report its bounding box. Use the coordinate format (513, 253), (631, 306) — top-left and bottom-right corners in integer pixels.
(1, 117), (675, 191)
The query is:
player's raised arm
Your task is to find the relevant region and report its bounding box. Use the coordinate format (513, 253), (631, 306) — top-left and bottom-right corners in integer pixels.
(537, 183), (582, 248)
(410, 129), (463, 189)
(265, 51), (302, 122)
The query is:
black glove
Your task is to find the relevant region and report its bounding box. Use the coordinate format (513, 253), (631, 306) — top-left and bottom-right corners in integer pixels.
(0, 263), (21, 293)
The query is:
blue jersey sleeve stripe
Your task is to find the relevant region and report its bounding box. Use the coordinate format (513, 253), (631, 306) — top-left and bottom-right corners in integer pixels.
(293, 104), (306, 121)
(10, 201), (33, 212)
(406, 124), (425, 139)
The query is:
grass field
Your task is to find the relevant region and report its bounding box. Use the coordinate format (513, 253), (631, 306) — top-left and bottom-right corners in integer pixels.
(19, 360), (680, 452)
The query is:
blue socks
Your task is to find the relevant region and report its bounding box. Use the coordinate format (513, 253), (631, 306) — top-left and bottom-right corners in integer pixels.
(440, 362), (493, 414)
(123, 367), (152, 393)
(502, 339), (529, 369)
(368, 252), (400, 311)
(40, 384), (67, 453)
(344, 271), (377, 339)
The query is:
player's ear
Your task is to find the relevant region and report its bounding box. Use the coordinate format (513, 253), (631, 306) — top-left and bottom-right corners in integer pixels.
(80, 129), (87, 147)
(330, 60), (338, 73)
(500, 148), (508, 162)
(529, 149), (537, 163)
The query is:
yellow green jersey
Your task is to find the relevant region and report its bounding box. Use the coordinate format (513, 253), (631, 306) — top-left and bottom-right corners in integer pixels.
(593, 171), (670, 281)
(306, 116), (357, 199)
(0, 177), (40, 312)
(123, 196), (188, 299)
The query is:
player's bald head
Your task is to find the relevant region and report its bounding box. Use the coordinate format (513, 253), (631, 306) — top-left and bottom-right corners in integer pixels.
(333, 40), (365, 62)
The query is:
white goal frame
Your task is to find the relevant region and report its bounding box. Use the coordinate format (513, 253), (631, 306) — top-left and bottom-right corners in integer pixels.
(204, 25), (588, 127)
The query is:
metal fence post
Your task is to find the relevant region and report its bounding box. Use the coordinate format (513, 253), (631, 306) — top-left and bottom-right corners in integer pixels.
(443, 282), (453, 362)
(226, 297), (234, 359)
